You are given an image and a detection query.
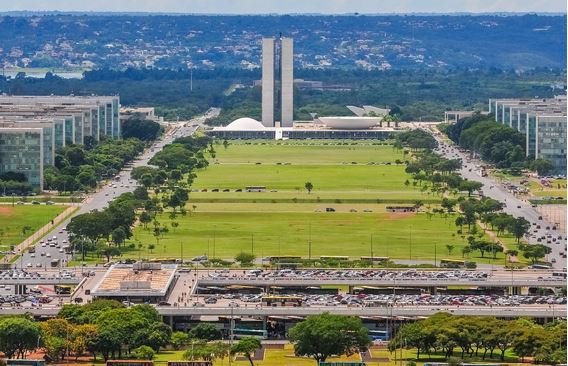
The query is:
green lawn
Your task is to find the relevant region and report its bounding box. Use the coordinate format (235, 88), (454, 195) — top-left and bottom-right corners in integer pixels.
(0, 205), (66, 248)
(192, 141), (430, 201)
(529, 179), (567, 199)
(215, 140), (401, 165)
(133, 204), (506, 263)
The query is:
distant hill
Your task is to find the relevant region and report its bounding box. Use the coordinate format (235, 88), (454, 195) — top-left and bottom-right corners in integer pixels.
(0, 14), (565, 71)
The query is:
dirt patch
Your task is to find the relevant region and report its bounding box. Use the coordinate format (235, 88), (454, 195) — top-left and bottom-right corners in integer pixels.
(0, 206), (13, 216)
(385, 212), (415, 220)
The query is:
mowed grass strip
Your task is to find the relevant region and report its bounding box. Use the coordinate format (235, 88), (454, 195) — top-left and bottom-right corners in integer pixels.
(134, 207), (504, 263)
(191, 164), (428, 200)
(0, 205), (66, 248)
(215, 141), (401, 165)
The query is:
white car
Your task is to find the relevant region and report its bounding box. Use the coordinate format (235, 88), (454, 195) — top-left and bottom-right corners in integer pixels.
(46, 253), (52, 258)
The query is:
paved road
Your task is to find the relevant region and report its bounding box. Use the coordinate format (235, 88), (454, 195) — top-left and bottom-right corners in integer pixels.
(16, 113), (212, 270)
(1, 303), (561, 319)
(426, 126), (566, 269)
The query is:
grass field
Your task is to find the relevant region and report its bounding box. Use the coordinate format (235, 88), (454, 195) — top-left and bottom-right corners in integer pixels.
(529, 179), (567, 199)
(0, 205), (66, 249)
(142, 344), (524, 366)
(133, 204), (506, 263)
(192, 141), (433, 202)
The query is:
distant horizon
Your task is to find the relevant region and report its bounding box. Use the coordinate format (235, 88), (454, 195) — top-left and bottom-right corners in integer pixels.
(2, 10), (566, 16)
(1, 0), (565, 15)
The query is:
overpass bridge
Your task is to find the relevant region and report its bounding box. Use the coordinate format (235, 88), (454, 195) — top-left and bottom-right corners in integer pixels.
(197, 277), (566, 289)
(3, 304), (563, 320)
(0, 278), (81, 285)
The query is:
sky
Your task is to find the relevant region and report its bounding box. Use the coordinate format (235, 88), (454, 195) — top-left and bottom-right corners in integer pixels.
(1, 0), (566, 14)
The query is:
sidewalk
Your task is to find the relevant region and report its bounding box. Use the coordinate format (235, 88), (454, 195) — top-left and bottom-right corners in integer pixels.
(4, 205), (78, 264)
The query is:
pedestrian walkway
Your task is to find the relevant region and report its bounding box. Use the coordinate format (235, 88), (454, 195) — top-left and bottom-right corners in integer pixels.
(4, 205), (78, 264)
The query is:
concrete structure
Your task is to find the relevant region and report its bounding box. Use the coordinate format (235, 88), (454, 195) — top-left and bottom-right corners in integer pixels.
(318, 116), (382, 129)
(261, 37), (294, 127)
(261, 38), (275, 127)
(91, 263), (177, 303)
(0, 95), (121, 190)
(0, 128), (45, 190)
(489, 96), (567, 175)
(280, 37), (294, 127)
(444, 110), (477, 124)
(120, 106), (163, 123)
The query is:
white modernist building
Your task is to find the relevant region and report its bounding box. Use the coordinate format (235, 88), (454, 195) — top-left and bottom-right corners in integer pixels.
(261, 37), (294, 128)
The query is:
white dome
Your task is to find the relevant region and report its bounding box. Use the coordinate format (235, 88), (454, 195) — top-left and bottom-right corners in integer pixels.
(225, 117), (265, 130)
(318, 116), (381, 129)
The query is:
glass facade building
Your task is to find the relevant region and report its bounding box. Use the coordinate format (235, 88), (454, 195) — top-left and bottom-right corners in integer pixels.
(0, 95), (121, 190)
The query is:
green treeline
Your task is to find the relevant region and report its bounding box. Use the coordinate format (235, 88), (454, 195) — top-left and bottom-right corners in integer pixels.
(442, 114), (554, 175)
(390, 313), (567, 364)
(44, 138), (145, 192)
(1, 67), (562, 123)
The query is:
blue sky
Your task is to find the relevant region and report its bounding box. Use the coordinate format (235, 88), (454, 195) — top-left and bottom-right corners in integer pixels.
(2, 0), (566, 13)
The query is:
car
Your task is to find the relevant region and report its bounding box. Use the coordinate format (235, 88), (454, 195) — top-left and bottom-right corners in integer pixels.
(46, 253), (51, 258)
(31, 201), (40, 205)
(26, 263), (32, 268)
(35, 263), (42, 268)
(517, 205), (521, 208)
(30, 253), (35, 258)
(16, 201), (25, 205)
(158, 301), (171, 306)
(45, 201), (55, 205)
(40, 252), (45, 256)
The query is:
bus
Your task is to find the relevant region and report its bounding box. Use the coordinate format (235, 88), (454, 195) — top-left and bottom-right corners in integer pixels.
(529, 264), (553, 270)
(168, 362), (212, 366)
(368, 329), (390, 341)
(245, 186), (266, 192)
(106, 361), (153, 366)
(55, 285), (72, 295)
(7, 360), (45, 366)
(552, 272), (567, 279)
(262, 295), (303, 307)
(232, 328), (268, 339)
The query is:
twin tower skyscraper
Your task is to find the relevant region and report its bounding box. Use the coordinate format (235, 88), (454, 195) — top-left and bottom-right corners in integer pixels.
(261, 37), (293, 128)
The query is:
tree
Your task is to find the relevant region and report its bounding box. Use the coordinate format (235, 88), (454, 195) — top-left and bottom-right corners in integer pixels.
(133, 186), (149, 201)
(461, 246), (471, 258)
(235, 252), (256, 266)
(148, 244), (156, 253)
(445, 244), (455, 256)
(170, 332), (190, 350)
(223, 139), (229, 150)
(132, 345), (155, 360)
(505, 249), (518, 262)
(508, 217), (531, 243)
(288, 312), (370, 364)
(141, 322), (172, 352)
(0, 317), (42, 359)
(459, 180), (483, 197)
(519, 243), (552, 264)
(139, 211), (152, 229)
(189, 323), (222, 341)
(184, 341), (230, 362)
(111, 227), (127, 247)
(230, 337), (262, 366)
(305, 181), (314, 194)
(530, 159), (553, 176)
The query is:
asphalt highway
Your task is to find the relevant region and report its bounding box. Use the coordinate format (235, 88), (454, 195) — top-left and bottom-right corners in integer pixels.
(16, 113), (210, 269)
(426, 126), (567, 269)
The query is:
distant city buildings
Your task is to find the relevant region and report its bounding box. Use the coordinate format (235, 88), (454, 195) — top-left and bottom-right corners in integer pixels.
(0, 95), (121, 190)
(489, 95), (567, 174)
